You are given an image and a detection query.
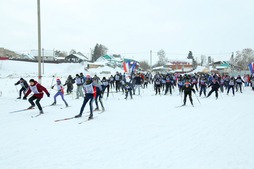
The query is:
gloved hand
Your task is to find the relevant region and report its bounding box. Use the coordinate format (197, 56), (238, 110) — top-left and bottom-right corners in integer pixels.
(23, 96), (27, 100)
(47, 93), (50, 97)
(51, 86), (54, 89)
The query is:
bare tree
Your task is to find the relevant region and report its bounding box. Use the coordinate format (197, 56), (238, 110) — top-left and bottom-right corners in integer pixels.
(234, 48), (254, 70)
(139, 60), (150, 71)
(156, 49), (167, 66)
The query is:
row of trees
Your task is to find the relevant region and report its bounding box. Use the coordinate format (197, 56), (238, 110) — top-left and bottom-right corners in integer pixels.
(55, 46), (254, 71)
(140, 48), (254, 71)
(139, 50), (196, 71)
(230, 48), (254, 70)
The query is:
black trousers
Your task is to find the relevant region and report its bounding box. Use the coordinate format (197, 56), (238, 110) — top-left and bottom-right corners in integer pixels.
(102, 85), (110, 97)
(125, 89), (133, 99)
(28, 95), (42, 110)
(116, 81), (120, 92)
(19, 87), (27, 97)
(207, 89), (218, 98)
(227, 86), (235, 95)
(165, 83), (172, 95)
(183, 91), (193, 104)
(155, 85), (161, 95)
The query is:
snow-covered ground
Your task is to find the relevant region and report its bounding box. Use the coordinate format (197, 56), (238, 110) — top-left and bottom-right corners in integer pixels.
(1, 60), (254, 169)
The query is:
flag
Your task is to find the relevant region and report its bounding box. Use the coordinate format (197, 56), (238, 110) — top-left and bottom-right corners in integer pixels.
(123, 62), (130, 73)
(130, 62), (136, 73)
(248, 62), (254, 74)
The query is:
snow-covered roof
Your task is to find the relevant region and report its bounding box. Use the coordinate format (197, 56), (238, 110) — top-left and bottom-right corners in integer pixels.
(88, 62), (105, 66)
(168, 59), (192, 64)
(72, 54), (89, 61)
(153, 66), (172, 71)
(216, 66), (230, 69)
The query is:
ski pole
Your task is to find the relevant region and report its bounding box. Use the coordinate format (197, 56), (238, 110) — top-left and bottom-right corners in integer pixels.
(15, 86), (19, 95)
(180, 91), (183, 105)
(49, 74), (56, 94)
(219, 90), (223, 99)
(195, 93), (201, 104)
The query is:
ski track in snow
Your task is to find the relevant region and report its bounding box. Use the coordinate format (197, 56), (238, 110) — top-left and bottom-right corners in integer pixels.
(0, 61), (254, 169)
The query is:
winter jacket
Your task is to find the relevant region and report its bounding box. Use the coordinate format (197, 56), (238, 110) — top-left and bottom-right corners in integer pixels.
(208, 82), (220, 90)
(25, 81), (49, 98)
(15, 80), (29, 89)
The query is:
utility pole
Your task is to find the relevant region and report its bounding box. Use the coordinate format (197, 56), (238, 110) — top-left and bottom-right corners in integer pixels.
(150, 50), (152, 70)
(42, 48), (44, 74)
(37, 0), (42, 83)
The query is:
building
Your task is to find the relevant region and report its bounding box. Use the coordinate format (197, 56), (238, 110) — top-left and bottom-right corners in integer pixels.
(65, 53), (89, 63)
(165, 60), (193, 71)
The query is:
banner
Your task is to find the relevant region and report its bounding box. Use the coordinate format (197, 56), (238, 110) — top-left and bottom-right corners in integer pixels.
(248, 62), (254, 74)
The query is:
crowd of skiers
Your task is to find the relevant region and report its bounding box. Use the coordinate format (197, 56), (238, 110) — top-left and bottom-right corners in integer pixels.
(14, 71), (254, 119)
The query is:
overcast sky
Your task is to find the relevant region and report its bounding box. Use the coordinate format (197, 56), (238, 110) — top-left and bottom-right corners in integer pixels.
(0, 0), (254, 63)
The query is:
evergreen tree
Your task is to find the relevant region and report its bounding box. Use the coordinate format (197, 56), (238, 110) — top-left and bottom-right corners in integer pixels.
(91, 44), (108, 62)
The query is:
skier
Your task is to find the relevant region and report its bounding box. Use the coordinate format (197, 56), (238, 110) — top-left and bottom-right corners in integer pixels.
(101, 77), (110, 98)
(227, 77), (236, 96)
(124, 80), (133, 99)
(191, 75), (199, 91)
(143, 76), (148, 88)
(114, 72), (121, 92)
(199, 77), (207, 97)
(164, 75), (172, 95)
(219, 76), (225, 93)
(51, 78), (68, 107)
(207, 79), (220, 99)
(182, 80), (195, 106)
(161, 76), (166, 91)
(74, 74), (84, 99)
(75, 75), (100, 120)
(109, 75), (115, 89)
(14, 78), (29, 99)
(23, 79), (50, 114)
(235, 75), (244, 93)
(154, 78), (161, 95)
(251, 76), (254, 90)
(178, 75), (184, 94)
(63, 75), (74, 94)
(94, 82), (105, 112)
(133, 73), (142, 95)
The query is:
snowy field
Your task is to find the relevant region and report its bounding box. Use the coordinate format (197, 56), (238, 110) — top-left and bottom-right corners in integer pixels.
(1, 60), (254, 169)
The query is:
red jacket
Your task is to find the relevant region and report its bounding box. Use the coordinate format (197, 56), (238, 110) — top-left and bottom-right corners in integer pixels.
(25, 81), (49, 98)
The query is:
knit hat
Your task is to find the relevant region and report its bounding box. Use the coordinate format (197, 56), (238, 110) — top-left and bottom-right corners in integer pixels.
(29, 79), (35, 83)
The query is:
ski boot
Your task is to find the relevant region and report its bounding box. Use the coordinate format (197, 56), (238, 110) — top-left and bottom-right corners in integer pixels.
(65, 103), (69, 107)
(51, 102), (56, 106)
(88, 114), (93, 120)
(94, 107), (99, 111)
(39, 110), (44, 114)
(74, 114), (82, 118)
(17, 96), (21, 99)
(28, 105), (35, 109)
